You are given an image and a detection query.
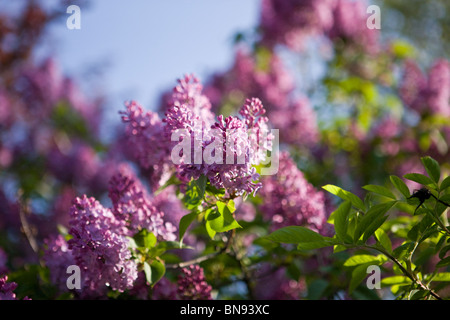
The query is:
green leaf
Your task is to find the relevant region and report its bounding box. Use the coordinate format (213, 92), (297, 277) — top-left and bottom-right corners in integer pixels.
(421, 156), (440, 184)
(375, 229), (392, 254)
(333, 201), (352, 243)
(380, 276), (411, 287)
(143, 261), (152, 284)
(354, 201), (396, 242)
(436, 256), (450, 268)
(183, 175), (207, 210)
(411, 290), (429, 300)
(205, 184), (226, 197)
(432, 273), (450, 282)
(393, 242), (415, 260)
(403, 173), (436, 188)
(151, 241), (193, 257)
(252, 237), (278, 250)
(408, 214), (436, 242)
(225, 199), (236, 213)
(7, 264), (56, 299)
(179, 212), (198, 244)
(362, 215), (389, 243)
(394, 201), (416, 215)
(439, 194), (450, 205)
(362, 185), (396, 200)
(349, 264), (370, 294)
(154, 175), (180, 195)
(440, 176), (450, 191)
(343, 255), (386, 267)
(439, 245), (450, 259)
(407, 223), (420, 242)
(205, 220), (216, 239)
(435, 234), (447, 255)
(149, 260), (165, 286)
(333, 244), (347, 253)
(322, 185), (365, 211)
(265, 226), (337, 250)
(390, 175), (410, 198)
(206, 202), (241, 233)
(133, 229), (157, 249)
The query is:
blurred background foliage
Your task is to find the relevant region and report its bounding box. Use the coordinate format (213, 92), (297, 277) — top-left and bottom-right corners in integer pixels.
(0, 0), (449, 300)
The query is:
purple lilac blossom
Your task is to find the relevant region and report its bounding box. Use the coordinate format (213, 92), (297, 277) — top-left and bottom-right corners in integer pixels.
(67, 195), (138, 295)
(269, 97), (319, 147)
(152, 277), (178, 300)
(208, 114), (261, 198)
(120, 100), (173, 190)
(43, 235), (76, 293)
(168, 74), (215, 124)
(0, 276), (30, 300)
(204, 49), (295, 112)
(124, 75), (273, 198)
(400, 59), (450, 117)
(259, 152), (328, 233)
(203, 49), (319, 148)
(17, 58), (102, 131)
(327, 0), (380, 54)
(0, 276), (19, 300)
(177, 265), (212, 300)
(259, 0), (336, 51)
(151, 185), (188, 228)
(370, 116), (402, 156)
(108, 164), (177, 241)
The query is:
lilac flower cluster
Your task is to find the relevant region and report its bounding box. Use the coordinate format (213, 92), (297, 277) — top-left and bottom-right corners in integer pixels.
(67, 195), (138, 295)
(259, 0), (335, 51)
(108, 164), (177, 240)
(177, 265), (212, 300)
(18, 57), (101, 131)
(0, 276), (19, 300)
(47, 140), (116, 192)
(120, 100), (171, 188)
(128, 265), (212, 300)
(259, 0), (379, 53)
(152, 185), (188, 227)
(204, 49), (319, 147)
(327, 0), (380, 53)
(121, 75), (273, 198)
(0, 276), (30, 300)
(400, 59), (450, 117)
(259, 152), (328, 233)
(166, 95), (270, 197)
(206, 112), (260, 197)
(0, 53), (115, 262)
(167, 74), (215, 124)
(205, 49), (294, 111)
(43, 235), (76, 293)
(269, 97), (319, 147)
(0, 57), (106, 178)
(43, 164), (180, 296)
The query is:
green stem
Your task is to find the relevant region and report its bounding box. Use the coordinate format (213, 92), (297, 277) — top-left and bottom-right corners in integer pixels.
(166, 228), (235, 269)
(365, 244), (442, 300)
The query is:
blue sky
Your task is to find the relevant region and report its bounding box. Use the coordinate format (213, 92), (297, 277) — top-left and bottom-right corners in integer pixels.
(38, 0), (260, 116)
